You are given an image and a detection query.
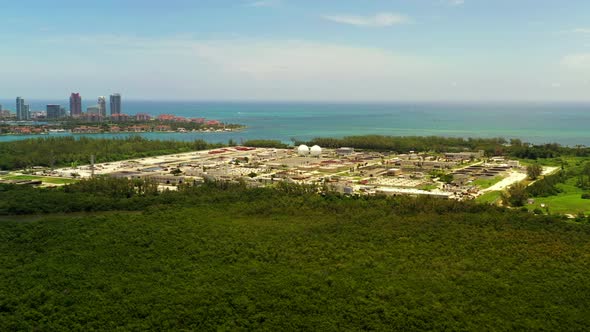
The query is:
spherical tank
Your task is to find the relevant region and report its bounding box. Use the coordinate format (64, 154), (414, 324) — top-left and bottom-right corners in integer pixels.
(310, 145), (322, 156)
(297, 144), (310, 156)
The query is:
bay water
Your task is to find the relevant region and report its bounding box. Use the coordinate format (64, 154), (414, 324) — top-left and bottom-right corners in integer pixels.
(0, 100), (588, 146)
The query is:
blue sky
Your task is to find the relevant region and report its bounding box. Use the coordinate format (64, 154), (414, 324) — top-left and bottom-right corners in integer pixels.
(1, 0), (589, 101)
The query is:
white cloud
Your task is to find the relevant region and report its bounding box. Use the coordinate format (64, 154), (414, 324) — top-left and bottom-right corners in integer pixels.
(322, 12), (411, 27)
(448, 0), (465, 6)
(558, 28), (590, 35)
(561, 53), (590, 69)
(29, 34), (444, 100)
(245, 0), (281, 7)
(8, 34), (590, 101)
(141, 38), (431, 81)
(571, 28), (590, 34)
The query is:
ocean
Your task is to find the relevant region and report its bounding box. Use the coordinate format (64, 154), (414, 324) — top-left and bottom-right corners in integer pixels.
(0, 100), (589, 146)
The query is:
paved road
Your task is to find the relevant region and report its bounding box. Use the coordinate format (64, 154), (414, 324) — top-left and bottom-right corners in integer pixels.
(481, 166), (560, 193)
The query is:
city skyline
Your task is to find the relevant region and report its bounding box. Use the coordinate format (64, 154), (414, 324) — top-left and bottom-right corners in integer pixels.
(1, 0), (590, 101)
(1, 92), (122, 118)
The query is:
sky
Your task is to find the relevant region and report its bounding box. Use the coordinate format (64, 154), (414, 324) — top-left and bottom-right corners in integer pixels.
(1, 0), (590, 101)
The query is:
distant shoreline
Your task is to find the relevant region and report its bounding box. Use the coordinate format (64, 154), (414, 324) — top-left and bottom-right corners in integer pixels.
(1, 101), (589, 146)
(0, 127), (245, 137)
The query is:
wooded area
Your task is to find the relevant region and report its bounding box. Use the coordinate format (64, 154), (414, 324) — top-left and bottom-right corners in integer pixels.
(1, 136), (589, 329)
(0, 136), (222, 170)
(0, 179), (589, 330)
(300, 135), (590, 159)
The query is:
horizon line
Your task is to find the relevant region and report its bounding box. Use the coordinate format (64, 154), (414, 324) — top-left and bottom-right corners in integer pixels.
(2, 98), (590, 104)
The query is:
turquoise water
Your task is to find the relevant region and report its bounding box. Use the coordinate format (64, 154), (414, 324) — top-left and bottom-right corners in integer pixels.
(1, 100), (589, 146)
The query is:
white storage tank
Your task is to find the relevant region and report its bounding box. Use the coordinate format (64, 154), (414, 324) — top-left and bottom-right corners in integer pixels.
(297, 144), (310, 156)
(310, 145), (322, 157)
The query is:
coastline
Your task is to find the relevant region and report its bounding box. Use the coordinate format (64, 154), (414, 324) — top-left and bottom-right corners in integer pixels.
(1, 101), (590, 146)
(0, 126), (246, 136)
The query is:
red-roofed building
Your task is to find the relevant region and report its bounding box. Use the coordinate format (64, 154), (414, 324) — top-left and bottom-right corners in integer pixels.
(208, 149), (229, 154)
(12, 126), (32, 134)
(73, 126), (101, 133)
(127, 125), (150, 132)
(157, 114), (175, 121)
(155, 125), (172, 132)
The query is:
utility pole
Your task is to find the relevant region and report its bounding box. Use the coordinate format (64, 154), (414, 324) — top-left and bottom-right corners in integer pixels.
(50, 150), (55, 170)
(90, 154), (95, 178)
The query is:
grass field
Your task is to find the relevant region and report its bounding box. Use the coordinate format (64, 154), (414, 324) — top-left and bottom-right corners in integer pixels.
(518, 156), (582, 168)
(494, 157), (590, 215)
(472, 176), (503, 189)
(476, 191), (502, 204)
(418, 184), (438, 191)
(476, 180), (590, 214)
(527, 179), (590, 215)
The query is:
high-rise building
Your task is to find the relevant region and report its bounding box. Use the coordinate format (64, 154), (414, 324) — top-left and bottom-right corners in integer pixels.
(46, 104), (61, 120)
(24, 105), (31, 120)
(16, 97), (26, 120)
(70, 93), (82, 117)
(110, 93), (121, 116)
(98, 96), (106, 117)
